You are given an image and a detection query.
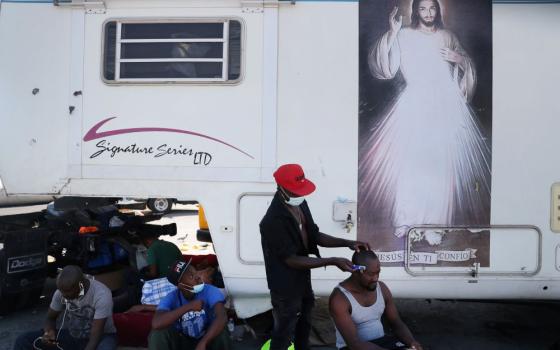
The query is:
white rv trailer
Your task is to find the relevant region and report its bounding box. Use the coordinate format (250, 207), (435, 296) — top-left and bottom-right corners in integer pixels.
(0, 178), (53, 207)
(1, 0), (559, 318)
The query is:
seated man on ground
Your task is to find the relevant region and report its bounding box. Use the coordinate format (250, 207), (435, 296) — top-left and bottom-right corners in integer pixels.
(139, 229), (183, 280)
(329, 251), (423, 350)
(14, 265), (117, 350)
(149, 260), (230, 350)
(114, 260), (224, 347)
(127, 257), (220, 313)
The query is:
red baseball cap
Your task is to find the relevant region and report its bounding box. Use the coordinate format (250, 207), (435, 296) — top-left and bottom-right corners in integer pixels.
(273, 164), (316, 197)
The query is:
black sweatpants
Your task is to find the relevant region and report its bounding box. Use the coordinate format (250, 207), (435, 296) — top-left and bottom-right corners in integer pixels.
(269, 289), (315, 350)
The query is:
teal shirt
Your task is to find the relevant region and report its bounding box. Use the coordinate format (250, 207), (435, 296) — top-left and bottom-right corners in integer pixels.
(147, 239), (184, 278)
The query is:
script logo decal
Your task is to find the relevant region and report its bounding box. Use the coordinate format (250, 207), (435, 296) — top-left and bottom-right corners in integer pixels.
(83, 117), (254, 159)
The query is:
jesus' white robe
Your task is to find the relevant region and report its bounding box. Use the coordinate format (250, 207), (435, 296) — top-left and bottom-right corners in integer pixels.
(360, 27), (490, 238)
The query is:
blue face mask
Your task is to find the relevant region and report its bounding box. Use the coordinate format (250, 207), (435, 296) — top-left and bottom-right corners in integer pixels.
(180, 282), (205, 294)
(192, 283), (205, 294)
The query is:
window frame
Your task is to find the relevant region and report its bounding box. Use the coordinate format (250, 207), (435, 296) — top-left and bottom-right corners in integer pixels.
(100, 17), (244, 85)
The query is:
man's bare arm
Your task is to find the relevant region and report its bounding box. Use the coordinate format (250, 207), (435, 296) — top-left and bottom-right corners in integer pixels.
(316, 232), (370, 251)
(284, 255), (353, 272)
(315, 232), (353, 248)
(44, 307), (60, 333)
(329, 289), (383, 350)
(41, 308), (61, 344)
(196, 302), (228, 348)
(152, 300), (204, 330)
(84, 318), (107, 350)
(380, 282), (423, 350)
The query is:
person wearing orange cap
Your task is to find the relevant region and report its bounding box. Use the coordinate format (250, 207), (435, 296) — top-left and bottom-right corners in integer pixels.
(260, 163), (370, 350)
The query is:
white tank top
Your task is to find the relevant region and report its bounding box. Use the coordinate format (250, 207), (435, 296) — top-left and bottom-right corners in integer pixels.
(334, 283), (385, 349)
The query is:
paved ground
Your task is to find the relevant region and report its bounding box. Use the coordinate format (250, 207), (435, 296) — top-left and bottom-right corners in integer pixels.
(2, 289), (558, 350)
(1, 204), (559, 349)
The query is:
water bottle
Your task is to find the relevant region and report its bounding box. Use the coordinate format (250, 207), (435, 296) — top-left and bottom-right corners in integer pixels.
(227, 317), (235, 335)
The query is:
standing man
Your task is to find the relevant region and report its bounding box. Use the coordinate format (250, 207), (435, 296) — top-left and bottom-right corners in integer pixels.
(14, 265), (117, 350)
(260, 163), (370, 350)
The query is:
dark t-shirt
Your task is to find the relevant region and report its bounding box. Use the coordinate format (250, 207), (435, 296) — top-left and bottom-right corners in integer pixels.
(147, 239), (184, 278)
(259, 192), (321, 296)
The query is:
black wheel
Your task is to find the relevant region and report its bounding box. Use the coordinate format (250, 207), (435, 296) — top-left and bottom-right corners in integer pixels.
(197, 229), (213, 243)
(147, 198), (173, 214)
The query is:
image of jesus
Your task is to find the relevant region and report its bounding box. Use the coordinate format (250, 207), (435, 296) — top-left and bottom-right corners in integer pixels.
(359, 0), (491, 244)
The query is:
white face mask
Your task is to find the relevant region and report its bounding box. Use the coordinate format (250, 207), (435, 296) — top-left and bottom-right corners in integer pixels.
(285, 196), (305, 207)
(280, 188), (305, 206)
